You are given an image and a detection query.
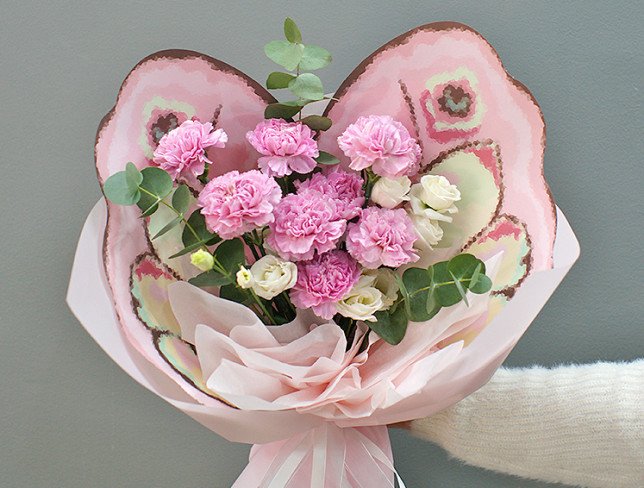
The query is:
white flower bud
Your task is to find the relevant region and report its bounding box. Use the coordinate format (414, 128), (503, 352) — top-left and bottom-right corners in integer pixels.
(236, 267), (254, 289)
(190, 249), (215, 272)
(370, 176), (411, 208)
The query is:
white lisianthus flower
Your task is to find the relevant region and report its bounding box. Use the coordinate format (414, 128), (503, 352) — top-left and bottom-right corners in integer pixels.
(411, 214), (444, 250)
(370, 176), (411, 209)
(336, 276), (384, 322)
(236, 267), (254, 289)
(363, 268), (399, 310)
(245, 255), (297, 300)
(190, 249), (215, 272)
(409, 174), (460, 222)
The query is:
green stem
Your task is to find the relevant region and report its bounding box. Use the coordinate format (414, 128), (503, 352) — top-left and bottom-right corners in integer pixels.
(249, 288), (277, 323)
(407, 278), (475, 298)
(139, 187), (206, 251)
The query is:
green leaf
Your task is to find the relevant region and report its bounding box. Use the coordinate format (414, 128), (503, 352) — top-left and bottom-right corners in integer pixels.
(264, 40), (304, 71)
(172, 185), (191, 214)
(449, 270), (469, 306)
(469, 263), (483, 289)
(182, 211), (220, 247)
(301, 115), (332, 131)
(469, 274), (493, 294)
(266, 72), (296, 89)
(448, 254), (483, 286)
(264, 102), (302, 120)
(315, 151), (340, 165)
(140, 167), (173, 198)
(103, 170), (141, 205)
(433, 261), (462, 307)
(137, 193), (160, 216)
(213, 238), (245, 274)
(219, 283), (251, 305)
(136, 167), (173, 215)
(283, 18), (302, 43)
(425, 291), (442, 319)
(299, 45), (332, 71)
(125, 162), (143, 191)
(402, 268), (433, 321)
(151, 215), (182, 240)
(168, 240), (210, 259)
(370, 306), (408, 345)
(288, 73), (324, 101)
(188, 269), (231, 287)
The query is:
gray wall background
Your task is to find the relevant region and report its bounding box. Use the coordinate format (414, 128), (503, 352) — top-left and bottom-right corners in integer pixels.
(1, 1), (642, 487)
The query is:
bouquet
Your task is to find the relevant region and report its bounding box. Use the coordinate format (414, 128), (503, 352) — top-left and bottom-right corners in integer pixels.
(68, 19), (579, 487)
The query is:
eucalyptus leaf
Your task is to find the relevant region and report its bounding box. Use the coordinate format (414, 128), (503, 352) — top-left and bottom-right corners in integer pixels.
(299, 45), (332, 71)
(182, 211), (220, 247)
(172, 184), (191, 214)
(140, 167), (173, 199)
(151, 215), (182, 240)
(425, 292), (441, 318)
(264, 102), (302, 120)
(448, 253), (483, 287)
(264, 40), (304, 71)
(288, 73), (324, 101)
(103, 170), (141, 206)
(315, 151), (340, 165)
(449, 270), (470, 306)
(213, 238), (245, 274)
(301, 115), (332, 131)
(125, 162), (143, 191)
(283, 18), (302, 43)
(266, 72), (296, 89)
(432, 261), (462, 307)
(469, 274), (493, 294)
(402, 268), (433, 321)
(188, 269), (231, 287)
(168, 240), (210, 259)
(219, 283), (251, 305)
(370, 306), (408, 345)
(469, 263), (483, 289)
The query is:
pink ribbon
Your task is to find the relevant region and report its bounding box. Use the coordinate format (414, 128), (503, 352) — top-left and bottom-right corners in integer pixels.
(233, 425), (405, 488)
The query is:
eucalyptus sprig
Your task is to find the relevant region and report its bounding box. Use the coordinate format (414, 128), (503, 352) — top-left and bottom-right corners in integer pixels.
(103, 163), (292, 325)
(102, 163), (221, 258)
(369, 254), (493, 345)
(263, 18), (333, 130)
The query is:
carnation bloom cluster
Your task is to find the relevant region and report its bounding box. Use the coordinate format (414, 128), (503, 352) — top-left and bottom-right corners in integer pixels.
(146, 113), (462, 327)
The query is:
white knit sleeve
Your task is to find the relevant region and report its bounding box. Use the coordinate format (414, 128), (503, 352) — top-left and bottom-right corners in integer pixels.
(408, 360), (644, 488)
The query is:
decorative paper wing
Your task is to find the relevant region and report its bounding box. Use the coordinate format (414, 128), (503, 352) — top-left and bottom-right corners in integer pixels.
(318, 22), (556, 302)
(95, 50), (276, 403)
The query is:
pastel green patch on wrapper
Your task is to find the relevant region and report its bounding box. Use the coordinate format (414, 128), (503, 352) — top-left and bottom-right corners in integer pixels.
(155, 334), (212, 395)
(429, 142), (501, 253)
(131, 255), (181, 335)
(465, 215), (531, 293)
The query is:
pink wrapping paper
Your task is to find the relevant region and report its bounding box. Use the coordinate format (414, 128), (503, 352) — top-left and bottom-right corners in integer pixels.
(67, 200), (578, 485)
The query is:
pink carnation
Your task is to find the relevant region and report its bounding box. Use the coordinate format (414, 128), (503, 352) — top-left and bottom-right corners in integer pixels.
(198, 170), (281, 239)
(246, 119), (319, 177)
(290, 250), (361, 320)
(267, 191), (346, 261)
(153, 120), (227, 181)
(295, 169), (365, 219)
(337, 115), (421, 178)
(346, 207), (419, 269)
